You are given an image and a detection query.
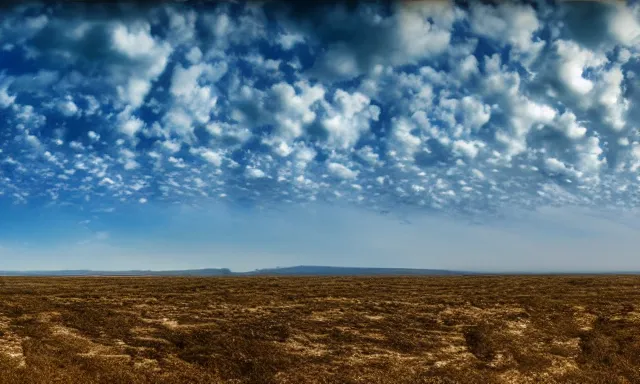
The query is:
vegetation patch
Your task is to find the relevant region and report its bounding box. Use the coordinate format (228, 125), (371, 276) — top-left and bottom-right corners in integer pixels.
(0, 275), (637, 383)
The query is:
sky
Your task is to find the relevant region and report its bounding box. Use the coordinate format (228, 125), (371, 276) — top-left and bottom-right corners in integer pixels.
(1, 0), (640, 272)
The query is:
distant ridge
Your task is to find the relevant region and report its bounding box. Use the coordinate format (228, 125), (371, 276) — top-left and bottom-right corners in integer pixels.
(244, 265), (465, 276)
(0, 268), (233, 277)
(0, 266), (466, 277)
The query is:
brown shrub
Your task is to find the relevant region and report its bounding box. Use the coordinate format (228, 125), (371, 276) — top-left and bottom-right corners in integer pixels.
(463, 324), (497, 362)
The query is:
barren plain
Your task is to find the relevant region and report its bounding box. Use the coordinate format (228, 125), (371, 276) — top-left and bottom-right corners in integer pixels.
(0, 276), (639, 383)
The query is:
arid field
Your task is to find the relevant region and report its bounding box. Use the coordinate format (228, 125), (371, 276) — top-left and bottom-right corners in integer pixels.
(0, 276), (639, 383)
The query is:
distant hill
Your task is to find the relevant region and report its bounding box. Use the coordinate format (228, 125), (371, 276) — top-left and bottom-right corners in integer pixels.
(242, 266), (466, 276)
(0, 268), (233, 277)
(0, 266), (467, 277)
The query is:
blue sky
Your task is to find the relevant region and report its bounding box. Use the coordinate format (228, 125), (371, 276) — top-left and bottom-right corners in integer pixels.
(1, 1), (640, 271)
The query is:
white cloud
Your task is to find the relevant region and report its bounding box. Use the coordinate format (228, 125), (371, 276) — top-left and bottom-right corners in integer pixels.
(554, 40), (607, 96)
(185, 47), (203, 64)
(245, 167), (266, 179)
(293, 145), (316, 170)
(117, 78), (151, 109)
(87, 131), (100, 141)
(321, 89), (379, 149)
(452, 140), (484, 160)
(120, 115), (144, 137)
(0, 79), (16, 108)
(327, 162), (358, 180)
(269, 140), (292, 157)
(595, 65), (628, 132)
(391, 117), (422, 159)
(607, 5), (640, 47)
(24, 132), (41, 148)
(110, 22), (172, 108)
(457, 54), (479, 80)
(165, 6), (197, 46)
(460, 96), (491, 132)
(307, 1), (461, 80)
(57, 98), (79, 117)
(162, 140), (181, 154)
(277, 31), (305, 50)
(165, 62), (225, 138)
(357, 146), (382, 166)
(268, 81), (325, 140)
(198, 148), (223, 167)
(470, 3), (541, 53)
(164, 108), (194, 138)
(553, 112), (587, 140)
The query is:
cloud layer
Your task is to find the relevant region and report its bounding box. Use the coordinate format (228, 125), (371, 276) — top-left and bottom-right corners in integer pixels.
(1, 1), (640, 218)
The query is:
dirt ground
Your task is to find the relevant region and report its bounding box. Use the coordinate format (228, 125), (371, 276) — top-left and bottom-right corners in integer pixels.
(0, 275), (639, 383)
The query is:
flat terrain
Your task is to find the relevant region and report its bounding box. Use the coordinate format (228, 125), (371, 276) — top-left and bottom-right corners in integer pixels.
(0, 276), (639, 383)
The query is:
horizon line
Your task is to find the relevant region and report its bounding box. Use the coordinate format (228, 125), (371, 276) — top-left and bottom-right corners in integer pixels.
(0, 265), (639, 276)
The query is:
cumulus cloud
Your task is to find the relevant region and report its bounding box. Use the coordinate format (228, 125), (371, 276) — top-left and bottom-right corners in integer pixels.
(321, 89), (380, 149)
(119, 114), (144, 137)
(0, 1), (639, 218)
(561, 1), (640, 51)
(57, 98), (79, 117)
(284, 1), (461, 80)
(327, 162), (358, 180)
(0, 85), (15, 108)
(245, 167), (266, 179)
(554, 40), (607, 96)
(191, 147), (223, 167)
(470, 2), (542, 54)
(267, 80), (325, 140)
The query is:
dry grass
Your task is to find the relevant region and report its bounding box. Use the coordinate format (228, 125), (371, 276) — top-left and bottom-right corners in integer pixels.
(0, 275), (639, 383)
